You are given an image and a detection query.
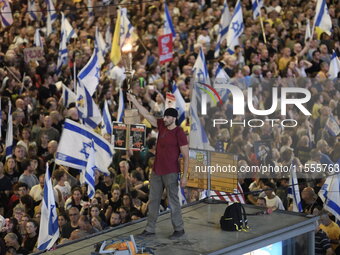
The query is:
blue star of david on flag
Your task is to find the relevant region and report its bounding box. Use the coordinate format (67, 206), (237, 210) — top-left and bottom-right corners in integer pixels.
(231, 21), (240, 33)
(80, 142), (92, 159)
(85, 139), (96, 199)
(197, 69), (205, 83)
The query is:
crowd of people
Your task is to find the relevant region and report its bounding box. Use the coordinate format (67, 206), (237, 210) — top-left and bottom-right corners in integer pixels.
(0, 0), (339, 254)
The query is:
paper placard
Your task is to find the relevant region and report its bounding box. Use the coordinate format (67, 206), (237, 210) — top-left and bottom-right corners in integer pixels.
(129, 124), (146, 151)
(23, 47), (44, 63)
(158, 33), (173, 64)
(112, 122), (128, 150)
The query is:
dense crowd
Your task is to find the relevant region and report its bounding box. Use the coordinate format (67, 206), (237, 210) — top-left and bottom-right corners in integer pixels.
(0, 0), (339, 254)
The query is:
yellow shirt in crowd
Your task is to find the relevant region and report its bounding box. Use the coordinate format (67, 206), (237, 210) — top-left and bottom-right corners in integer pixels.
(320, 221), (340, 251)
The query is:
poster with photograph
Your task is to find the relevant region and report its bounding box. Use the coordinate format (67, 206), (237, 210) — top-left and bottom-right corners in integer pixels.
(254, 140), (272, 163)
(112, 122), (128, 150)
(129, 124), (146, 151)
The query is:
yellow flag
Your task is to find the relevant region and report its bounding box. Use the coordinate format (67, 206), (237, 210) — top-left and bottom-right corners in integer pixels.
(110, 10), (121, 65)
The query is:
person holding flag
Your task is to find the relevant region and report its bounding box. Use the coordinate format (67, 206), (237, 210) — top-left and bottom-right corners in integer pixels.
(127, 93), (189, 240)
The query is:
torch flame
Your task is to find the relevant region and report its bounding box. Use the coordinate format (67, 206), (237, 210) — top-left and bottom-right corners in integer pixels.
(122, 43), (133, 53)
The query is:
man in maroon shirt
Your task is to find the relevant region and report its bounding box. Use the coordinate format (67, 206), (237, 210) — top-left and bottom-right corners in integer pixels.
(127, 93), (189, 240)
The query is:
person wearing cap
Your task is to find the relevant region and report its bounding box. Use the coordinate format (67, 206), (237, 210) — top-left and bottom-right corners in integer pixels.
(127, 93), (189, 240)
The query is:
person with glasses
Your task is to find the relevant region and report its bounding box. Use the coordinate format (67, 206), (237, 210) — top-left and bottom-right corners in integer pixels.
(61, 207), (80, 239)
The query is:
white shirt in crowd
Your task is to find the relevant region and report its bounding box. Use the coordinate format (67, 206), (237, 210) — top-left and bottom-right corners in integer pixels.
(109, 65), (126, 90)
(30, 184), (59, 202)
(197, 34), (211, 48)
(265, 195), (285, 211)
(54, 181), (72, 202)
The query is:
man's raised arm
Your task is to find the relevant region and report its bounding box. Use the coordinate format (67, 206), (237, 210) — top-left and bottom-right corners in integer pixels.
(126, 93), (158, 128)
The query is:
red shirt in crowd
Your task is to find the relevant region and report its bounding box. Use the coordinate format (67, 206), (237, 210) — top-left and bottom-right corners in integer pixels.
(154, 119), (188, 175)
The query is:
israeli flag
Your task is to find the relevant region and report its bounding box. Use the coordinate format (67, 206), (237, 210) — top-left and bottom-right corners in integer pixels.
(193, 48), (211, 85)
(61, 12), (77, 43)
(214, 0), (231, 58)
(193, 47), (216, 111)
(95, 27), (107, 66)
(28, 0), (38, 21)
(0, 0), (13, 27)
(120, 8), (136, 47)
(190, 48), (214, 150)
(85, 140), (96, 199)
(172, 83), (186, 125)
(101, 100), (113, 136)
(252, 0), (263, 19)
(5, 101), (13, 159)
(226, 0), (244, 54)
(62, 83), (76, 108)
(76, 82), (102, 129)
(117, 88), (125, 122)
(56, 119), (114, 175)
(189, 85), (214, 150)
(318, 174), (340, 222)
(34, 29), (43, 48)
(329, 51), (340, 80)
(56, 13), (68, 76)
(195, 47), (215, 106)
(288, 166), (303, 212)
(45, 0), (57, 24)
(37, 164), (59, 251)
(325, 115), (340, 136)
(164, 2), (176, 38)
(313, 0), (332, 36)
(214, 65), (231, 102)
(78, 47), (100, 96)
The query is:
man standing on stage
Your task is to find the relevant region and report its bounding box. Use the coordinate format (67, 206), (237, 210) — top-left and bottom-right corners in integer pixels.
(127, 93), (189, 240)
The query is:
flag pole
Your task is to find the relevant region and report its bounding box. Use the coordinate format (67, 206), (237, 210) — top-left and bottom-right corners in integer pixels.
(256, 0), (267, 44)
(73, 63), (76, 92)
(4, 66), (24, 87)
(310, 21), (315, 41)
(165, 62), (169, 90)
(137, 35), (147, 52)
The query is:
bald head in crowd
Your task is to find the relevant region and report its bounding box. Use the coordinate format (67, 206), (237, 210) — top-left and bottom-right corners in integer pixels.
(47, 140), (58, 154)
(69, 229), (88, 240)
(67, 107), (79, 121)
(301, 187), (318, 205)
